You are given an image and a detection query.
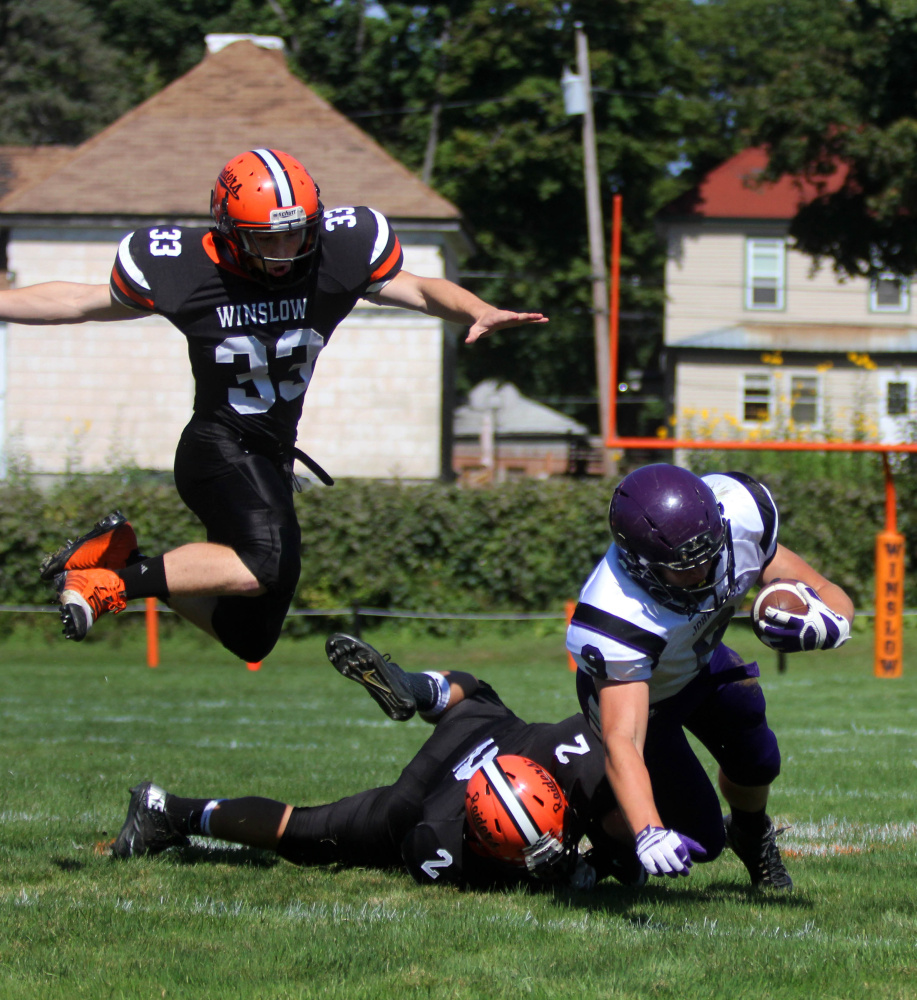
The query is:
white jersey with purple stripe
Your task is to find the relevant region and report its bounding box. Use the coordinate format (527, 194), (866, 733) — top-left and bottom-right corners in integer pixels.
(566, 472), (779, 704)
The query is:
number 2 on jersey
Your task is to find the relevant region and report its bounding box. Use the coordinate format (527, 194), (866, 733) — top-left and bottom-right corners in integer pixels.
(216, 329), (324, 415)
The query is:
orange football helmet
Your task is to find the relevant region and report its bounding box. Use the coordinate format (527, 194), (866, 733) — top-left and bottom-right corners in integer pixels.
(211, 148), (324, 285)
(464, 755), (571, 874)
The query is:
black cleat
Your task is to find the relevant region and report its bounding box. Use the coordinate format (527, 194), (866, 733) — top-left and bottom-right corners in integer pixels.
(40, 510), (139, 581)
(724, 813), (793, 891)
(111, 782), (189, 859)
(325, 633), (416, 721)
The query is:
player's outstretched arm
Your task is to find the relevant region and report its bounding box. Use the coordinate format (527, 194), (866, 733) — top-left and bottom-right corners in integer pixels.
(370, 270), (548, 343)
(0, 282), (138, 324)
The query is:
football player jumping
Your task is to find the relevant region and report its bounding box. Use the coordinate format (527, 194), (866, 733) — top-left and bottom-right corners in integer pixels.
(567, 463), (854, 891)
(0, 149), (547, 662)
(109, 634), (647, 892)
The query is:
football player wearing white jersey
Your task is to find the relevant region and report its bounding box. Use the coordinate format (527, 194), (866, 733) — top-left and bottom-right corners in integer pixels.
(109, 635), (645, 892)
(567, 464), (853, 890)
(0, 148), (547, 662)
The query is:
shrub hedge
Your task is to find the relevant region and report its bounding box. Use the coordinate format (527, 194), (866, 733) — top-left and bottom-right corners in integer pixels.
(1, 461), (912, 632)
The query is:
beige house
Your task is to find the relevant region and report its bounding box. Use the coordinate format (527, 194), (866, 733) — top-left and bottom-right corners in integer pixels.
(659, 147), (917, 446)
(0, 36), (469, 481)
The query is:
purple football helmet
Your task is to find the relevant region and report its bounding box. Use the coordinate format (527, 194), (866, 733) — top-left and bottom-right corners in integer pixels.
(609, 464), (734, 613)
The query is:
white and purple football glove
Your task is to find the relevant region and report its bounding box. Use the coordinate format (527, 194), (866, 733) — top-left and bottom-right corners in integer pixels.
(635, 825), (706, 877)
(758, 583), (851, 652)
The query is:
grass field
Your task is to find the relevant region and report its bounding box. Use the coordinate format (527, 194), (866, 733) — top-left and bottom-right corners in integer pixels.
(0, 617), (915, 999)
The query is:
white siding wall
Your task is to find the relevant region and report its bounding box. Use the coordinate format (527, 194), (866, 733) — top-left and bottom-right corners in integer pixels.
(674, 361), (890, 441)
(3, 231), (447, 478)
(664, 222), (915, 345)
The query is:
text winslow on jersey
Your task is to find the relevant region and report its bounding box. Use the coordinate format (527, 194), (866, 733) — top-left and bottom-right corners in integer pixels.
(215, 298), (309, 328)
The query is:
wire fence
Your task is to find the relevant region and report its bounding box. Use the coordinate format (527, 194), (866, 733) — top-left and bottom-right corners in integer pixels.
(2, 603), (903, 676)
(0, 603), (900, 619)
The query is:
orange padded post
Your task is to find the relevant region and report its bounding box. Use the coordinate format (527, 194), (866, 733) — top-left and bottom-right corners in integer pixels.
(565, 600), (577, 671)
(875, 456), (904, 678)
(145, 597), (159, 668)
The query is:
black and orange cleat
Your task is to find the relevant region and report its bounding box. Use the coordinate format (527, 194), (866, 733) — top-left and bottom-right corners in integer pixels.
(40, 510), (140, 581)
(56, 568), (128, 641)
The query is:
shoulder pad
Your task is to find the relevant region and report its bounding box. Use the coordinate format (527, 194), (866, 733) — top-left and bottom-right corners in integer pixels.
(722, 471), (778, 553)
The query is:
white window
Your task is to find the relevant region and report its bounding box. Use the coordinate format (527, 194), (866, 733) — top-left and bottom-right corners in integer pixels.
(790, 375), (819, 425)
(743, 373), (773, 422)
(745, 238), (786, 310)
(886, 380), (910, 417)
(869, 273), (909, 313)
(879, 374), (917, 444)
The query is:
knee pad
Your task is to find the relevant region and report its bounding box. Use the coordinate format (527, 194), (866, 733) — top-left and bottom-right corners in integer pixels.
(719, 680), (782, 787)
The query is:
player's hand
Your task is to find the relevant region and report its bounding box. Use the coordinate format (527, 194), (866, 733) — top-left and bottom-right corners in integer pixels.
(759, 583), (851, 652)
(635, 825), (706, 877)
(465, 309), (548, 343)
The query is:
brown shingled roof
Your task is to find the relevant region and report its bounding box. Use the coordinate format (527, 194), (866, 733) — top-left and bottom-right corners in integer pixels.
(0, 145), (74, 200)
(0, 41), (461, 222)
(1, 146), (76, 290)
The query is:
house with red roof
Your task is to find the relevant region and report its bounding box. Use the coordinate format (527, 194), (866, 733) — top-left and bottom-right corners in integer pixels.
(0, 36), (469, 480)
(658, 147), (917, 445)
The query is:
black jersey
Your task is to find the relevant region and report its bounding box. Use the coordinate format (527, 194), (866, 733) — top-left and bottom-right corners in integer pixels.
(400, 711), (612, 889)
(109, 206), (403, 454)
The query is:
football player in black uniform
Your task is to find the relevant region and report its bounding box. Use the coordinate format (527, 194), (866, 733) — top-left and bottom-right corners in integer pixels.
(109, 635), (649, 891)
(0, 149), (547, 662)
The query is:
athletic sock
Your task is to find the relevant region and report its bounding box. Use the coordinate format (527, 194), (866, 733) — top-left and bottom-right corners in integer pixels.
(409, 671), (451, 721)
(729, 806), (769, 834)
(402, 670), (441, 712)
(117, 556), (170, 601)
(165, 794), (223, 836)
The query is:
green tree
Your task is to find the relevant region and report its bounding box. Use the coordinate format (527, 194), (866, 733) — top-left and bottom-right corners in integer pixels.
(698, 0), (917, 279)
(309, 1), (731, 431)
(0, 0), (134, 144)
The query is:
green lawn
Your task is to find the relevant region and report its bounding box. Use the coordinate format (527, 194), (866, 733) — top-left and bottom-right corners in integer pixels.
(0, 618), (915, 999)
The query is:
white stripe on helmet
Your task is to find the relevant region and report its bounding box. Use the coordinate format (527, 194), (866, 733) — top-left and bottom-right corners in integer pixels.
(252, 148), (294, 206)
(481, 759), (541, 846)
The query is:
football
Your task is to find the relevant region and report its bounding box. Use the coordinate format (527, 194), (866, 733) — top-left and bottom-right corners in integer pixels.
(751, 579), (809, 638)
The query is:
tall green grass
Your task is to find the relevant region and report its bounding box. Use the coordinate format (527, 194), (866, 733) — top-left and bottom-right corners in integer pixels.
(0, 620), (915, 999)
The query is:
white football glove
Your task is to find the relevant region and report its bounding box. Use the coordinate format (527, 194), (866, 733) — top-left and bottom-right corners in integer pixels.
(635, 825), (706, 878)
(758, 583), (851, 652)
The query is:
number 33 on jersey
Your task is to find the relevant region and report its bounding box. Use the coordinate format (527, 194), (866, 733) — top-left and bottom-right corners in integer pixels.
(109, 206), (404, 451)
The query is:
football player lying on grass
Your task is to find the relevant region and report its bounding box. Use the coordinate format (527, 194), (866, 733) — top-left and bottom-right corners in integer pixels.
(110, 634), (660, 891)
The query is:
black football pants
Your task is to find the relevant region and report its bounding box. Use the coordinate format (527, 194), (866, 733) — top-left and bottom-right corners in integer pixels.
(173, 417), (301, 662)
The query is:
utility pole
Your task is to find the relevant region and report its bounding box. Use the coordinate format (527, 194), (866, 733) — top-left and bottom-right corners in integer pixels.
(563, 23), (611, 474)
